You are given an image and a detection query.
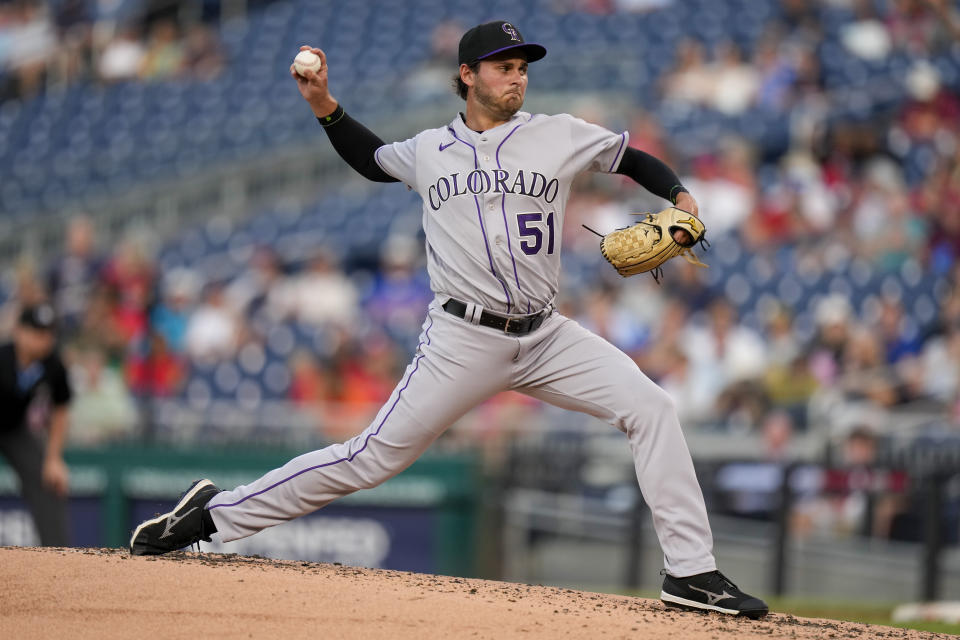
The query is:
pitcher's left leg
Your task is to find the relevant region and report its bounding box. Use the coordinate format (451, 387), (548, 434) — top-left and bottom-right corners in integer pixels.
(514, 313), (715, 577)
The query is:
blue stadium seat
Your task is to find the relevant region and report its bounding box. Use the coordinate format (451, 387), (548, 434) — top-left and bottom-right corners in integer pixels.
(214, 361), (241, 396)
(0, 0), (936, 216)
(261, 361), (293, 399)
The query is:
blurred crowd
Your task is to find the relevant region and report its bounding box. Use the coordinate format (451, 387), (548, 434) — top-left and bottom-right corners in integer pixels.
(0, 0), (957, 473)
(555, 57), (960, 454)
(660, 0), (960, 115)
(0, 216), (437, 444)
(0, 0), (225, 102)
(2, 105), (959, 451)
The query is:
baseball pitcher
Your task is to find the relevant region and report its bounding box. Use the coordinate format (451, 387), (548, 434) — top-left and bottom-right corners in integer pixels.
(130, 20), (767, 619)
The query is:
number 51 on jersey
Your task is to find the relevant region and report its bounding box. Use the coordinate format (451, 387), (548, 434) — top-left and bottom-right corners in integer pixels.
(517, 212), (555, 255)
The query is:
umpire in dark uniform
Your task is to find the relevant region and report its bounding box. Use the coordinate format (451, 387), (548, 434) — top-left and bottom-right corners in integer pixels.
(0, 304), (72, 545)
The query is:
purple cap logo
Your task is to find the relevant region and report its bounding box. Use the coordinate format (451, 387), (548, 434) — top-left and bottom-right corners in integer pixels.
(502, 22), (520, 42)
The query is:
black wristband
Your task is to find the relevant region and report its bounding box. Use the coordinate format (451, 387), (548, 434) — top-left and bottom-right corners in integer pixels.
(317, 104), (345, 128)
(669, 185), (689, 205)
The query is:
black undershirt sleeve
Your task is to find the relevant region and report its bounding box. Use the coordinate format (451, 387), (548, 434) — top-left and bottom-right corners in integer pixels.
(615, 147), (689, 204)
(317, 105), (399, 183)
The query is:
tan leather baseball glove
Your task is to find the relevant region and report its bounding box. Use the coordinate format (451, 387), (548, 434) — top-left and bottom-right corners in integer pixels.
(597, 207), (709, 282)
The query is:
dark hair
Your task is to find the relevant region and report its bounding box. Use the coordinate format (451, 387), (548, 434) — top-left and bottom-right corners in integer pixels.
(452, 62), (479, 100)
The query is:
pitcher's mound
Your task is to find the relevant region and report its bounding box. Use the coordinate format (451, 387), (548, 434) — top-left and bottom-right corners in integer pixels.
(0, 547), (948, 639)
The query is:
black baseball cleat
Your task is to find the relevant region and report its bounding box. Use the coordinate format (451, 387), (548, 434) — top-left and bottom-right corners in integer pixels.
(660, 570), (769, 619)
(129, 479), (221, 556)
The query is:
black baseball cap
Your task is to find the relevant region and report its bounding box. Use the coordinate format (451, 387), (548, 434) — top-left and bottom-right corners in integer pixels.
(458, 21), (547, 66)
(18, 303), (57, 331)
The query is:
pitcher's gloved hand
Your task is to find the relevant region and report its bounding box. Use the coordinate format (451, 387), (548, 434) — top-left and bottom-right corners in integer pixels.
(598, 207), (709, 282)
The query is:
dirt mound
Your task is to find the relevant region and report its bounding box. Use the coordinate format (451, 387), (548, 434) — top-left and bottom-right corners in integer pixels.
(0, 547), (948, 639)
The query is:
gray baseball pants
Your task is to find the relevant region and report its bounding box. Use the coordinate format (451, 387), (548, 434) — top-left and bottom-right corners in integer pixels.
(207, 298), (717, 577)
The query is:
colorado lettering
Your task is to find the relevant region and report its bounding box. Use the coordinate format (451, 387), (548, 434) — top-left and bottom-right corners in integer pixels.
(428, 170), (559, 210)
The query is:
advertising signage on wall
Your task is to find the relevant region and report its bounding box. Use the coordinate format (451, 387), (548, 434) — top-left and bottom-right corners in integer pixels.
(0, 447), (479, 576)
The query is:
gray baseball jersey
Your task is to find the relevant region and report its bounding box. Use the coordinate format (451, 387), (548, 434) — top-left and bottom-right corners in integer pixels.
(374, 111), (627, 314)
(206, 110), (718, 578)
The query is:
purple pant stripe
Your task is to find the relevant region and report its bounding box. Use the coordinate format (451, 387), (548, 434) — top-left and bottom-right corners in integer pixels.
(206, 312), (435, 511)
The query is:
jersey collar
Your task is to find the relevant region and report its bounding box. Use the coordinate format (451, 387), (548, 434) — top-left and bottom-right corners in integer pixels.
(449, 111), (530, 141)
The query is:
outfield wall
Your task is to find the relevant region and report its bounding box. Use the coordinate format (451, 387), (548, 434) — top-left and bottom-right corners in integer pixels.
(0, 445), (480, 577)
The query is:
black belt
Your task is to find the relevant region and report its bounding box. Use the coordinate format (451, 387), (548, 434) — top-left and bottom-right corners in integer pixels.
(442, 299), (547, 335)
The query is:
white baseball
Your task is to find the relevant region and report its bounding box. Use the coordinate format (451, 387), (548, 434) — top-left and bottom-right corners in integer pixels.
(294, 50), (322, 76)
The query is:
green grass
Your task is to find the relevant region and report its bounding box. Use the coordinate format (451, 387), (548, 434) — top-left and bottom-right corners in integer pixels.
(764, 597), (960, 636)
(627, 590), (960, 635)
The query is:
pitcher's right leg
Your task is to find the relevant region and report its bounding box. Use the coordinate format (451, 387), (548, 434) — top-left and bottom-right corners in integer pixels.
(205, 306), (513, 542)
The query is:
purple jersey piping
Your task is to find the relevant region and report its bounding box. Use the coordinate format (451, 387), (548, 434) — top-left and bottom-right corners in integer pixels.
(206, 312), (435, 511)
(609, 132), (627, 172)
(448, 126), (514, 313)
(496, 120), (533, 313)
(374, 146), (385, 172)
